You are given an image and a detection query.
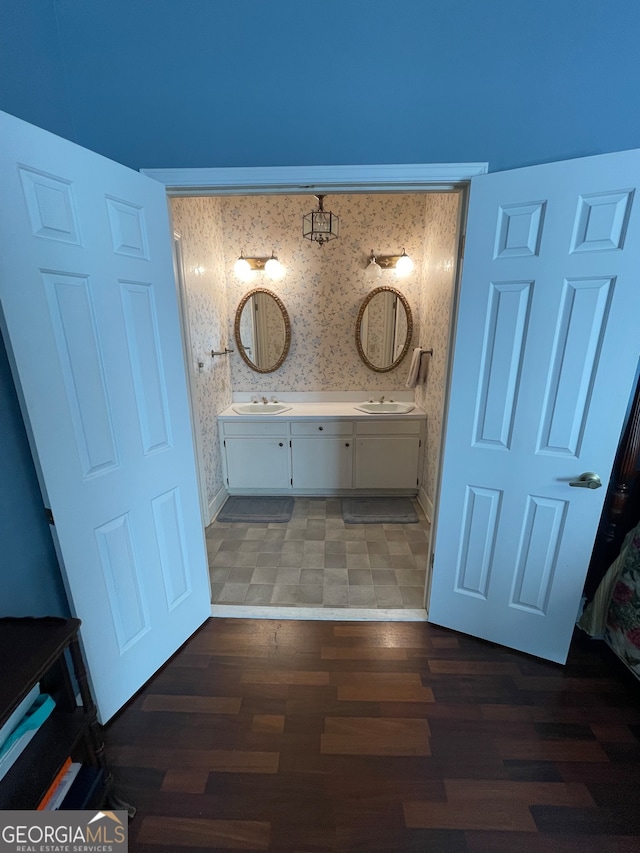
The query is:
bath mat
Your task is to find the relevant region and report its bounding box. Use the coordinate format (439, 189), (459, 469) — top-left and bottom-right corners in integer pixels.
(342, 497), (419, 524)
(217, 496), (294, 523)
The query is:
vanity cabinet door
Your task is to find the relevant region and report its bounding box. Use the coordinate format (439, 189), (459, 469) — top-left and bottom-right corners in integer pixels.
(355, 437), (421, 489)
(291, 438), (354, 489)
(224, 438), (291, 489)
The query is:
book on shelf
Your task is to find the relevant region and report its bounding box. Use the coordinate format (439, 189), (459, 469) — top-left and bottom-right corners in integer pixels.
(43, 761), (82, 810)
(0, 692), (56, 782)
(37, 757), (72, 809)
(0, 683), (40, 751)
(59, 765), (105, 810)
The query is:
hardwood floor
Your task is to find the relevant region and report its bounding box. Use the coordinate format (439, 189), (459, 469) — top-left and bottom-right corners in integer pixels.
(105, 618), (640, 852)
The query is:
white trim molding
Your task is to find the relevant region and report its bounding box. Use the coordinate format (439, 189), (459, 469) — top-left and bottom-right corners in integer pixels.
(211, 604), (428, 621)
(417, 485), (433, 525)
(172, 230), (210, 526)
(208, 486), (228, 526)
(141, 163), (488, 195)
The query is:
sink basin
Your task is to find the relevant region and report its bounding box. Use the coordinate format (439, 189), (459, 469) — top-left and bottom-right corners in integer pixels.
(232, 403), (292, 415)
(354, 402), (415, 414)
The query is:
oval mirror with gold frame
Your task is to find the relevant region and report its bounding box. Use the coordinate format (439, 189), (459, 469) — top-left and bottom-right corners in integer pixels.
(355, 286), (413, 372)
(234, 288), (291, 373)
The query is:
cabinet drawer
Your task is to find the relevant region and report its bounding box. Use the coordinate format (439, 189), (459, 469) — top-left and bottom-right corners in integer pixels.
(222, 420), (287, 437)
(291, 421), (353, 436)
(356, 419), (422, 436)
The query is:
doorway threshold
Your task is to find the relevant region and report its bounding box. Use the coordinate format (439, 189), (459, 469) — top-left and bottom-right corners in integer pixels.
(211, 604), (427, 622)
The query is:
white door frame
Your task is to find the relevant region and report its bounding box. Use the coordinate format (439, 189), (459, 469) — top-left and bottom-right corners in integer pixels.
(172, 228), (209, 525)
(141, 163), (488, 196)
(147, 162), (485, 614)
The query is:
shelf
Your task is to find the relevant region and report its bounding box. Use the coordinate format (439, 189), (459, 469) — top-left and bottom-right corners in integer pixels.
(0, 618), (80, 727)
(0, 617), (117, 815)
(0, 709), (87, 810)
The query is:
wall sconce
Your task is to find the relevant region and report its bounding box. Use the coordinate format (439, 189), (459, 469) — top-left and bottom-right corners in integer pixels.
(365, 249), (414, 280)
(234, 250), (285, 282)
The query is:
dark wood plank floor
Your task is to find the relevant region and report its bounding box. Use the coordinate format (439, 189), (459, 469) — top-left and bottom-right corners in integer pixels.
(104, 618), (640, 852)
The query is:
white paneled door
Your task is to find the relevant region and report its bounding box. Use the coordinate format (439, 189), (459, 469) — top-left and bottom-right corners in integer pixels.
(0, 111), (210, 722)
(430, 149), (640, 663)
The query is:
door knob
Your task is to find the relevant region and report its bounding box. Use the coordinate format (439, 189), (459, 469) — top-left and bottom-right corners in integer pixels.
(568, 472), (602, 489)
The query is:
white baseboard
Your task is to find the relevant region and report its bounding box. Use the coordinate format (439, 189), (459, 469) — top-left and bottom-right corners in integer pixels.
(211, 604), (427, 622)
(208, 486), (228, 526)
(417, 486), (433, 524)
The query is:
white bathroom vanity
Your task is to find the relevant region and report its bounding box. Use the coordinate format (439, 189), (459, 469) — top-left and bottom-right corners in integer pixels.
(218, 402), (426, 494)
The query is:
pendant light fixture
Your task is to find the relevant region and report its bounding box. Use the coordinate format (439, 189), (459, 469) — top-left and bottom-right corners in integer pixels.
(302, 194), (339, 246)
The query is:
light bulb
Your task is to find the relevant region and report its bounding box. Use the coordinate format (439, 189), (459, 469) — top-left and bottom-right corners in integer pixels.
(234, 255), (252, 281)
(265, 255), (284, 280)
(365, 257), (382, 281)
(395, 250), (413, 277)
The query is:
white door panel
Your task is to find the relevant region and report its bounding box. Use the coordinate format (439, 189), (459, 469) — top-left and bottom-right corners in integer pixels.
(0, 110), (211, 721)
(430, 148), (640, 663)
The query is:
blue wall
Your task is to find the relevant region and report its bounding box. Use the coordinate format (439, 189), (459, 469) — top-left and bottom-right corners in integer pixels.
(2, 0), (640, 172)
(0, 0), (75, 143)
(0, 0), (639, 615)
(0, 330), (69, 617)
(0, 2), (72, 616)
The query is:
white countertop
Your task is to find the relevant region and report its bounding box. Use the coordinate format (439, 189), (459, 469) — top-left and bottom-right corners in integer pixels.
(218, 402), (426, 420)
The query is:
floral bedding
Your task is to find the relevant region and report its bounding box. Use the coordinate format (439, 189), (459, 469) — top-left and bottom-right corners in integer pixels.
(605, 520), (640, 674)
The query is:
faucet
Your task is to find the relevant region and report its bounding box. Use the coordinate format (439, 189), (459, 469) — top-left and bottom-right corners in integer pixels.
(261, 396), (268, 404)
(379, 395), (385, 403)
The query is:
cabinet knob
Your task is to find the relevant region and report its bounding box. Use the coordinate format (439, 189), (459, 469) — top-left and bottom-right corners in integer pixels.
(278, 442), (284, 447)
(318, 426), (323, 431)
(345, 442), (350, 447)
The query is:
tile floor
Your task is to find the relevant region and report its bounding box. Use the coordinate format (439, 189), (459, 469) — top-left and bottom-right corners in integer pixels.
(206, 496), (429, 609)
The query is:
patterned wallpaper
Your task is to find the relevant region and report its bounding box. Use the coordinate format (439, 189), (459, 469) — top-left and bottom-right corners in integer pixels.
(170, 197), (232, 508)
(220, 194), (425, 392)
(171, 191), (460, 512)
(415, 192), (462, 506)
